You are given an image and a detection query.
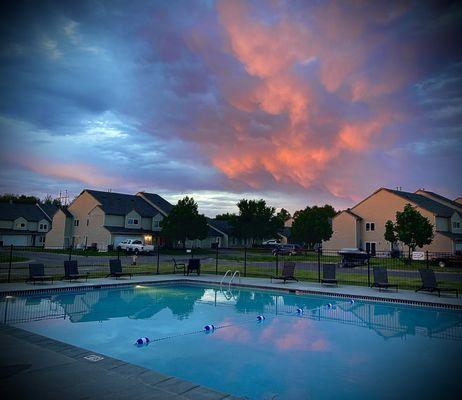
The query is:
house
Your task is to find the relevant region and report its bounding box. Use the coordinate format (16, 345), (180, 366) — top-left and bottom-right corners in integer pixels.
(46, 190), (171, 250)
(323, 188), (462, 254)
(0, 202), (57, 246)
(45, 189), (230, 250)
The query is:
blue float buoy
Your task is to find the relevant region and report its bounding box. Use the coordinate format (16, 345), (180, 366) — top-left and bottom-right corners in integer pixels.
(256, 315), (265, 321)
(349, 299), (355, 304)
(135, 337), (150, 346)
(327, 303), (332, 309)
(296, 308), (303, 315)
(204, 324), (215, 332)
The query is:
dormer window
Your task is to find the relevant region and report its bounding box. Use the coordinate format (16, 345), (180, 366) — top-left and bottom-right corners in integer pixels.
(153, 220), (160, 228)
(453, 222), (461, 229)
(39, 223), (48, 230)
(74, 220), (79, 227)
(128, 218), (139, 225)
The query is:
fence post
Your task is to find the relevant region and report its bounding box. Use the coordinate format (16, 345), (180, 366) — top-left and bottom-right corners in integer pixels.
(244, 246), (247, 277)
(7, 244), (13, 283)
(367, 252), (371, 287)
(426, 250), (429, 268)
(117, 247), (120, 260)
(68, 243), (72, 261)
(156, 246), (160, 275)
(276, 252), (279, 276)
(215, 243), (219, 275)
(317, 248), (321, 283)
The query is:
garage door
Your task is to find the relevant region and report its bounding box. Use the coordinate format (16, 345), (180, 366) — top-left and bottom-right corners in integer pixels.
(1, 235), (29, 246)
(113, 235), (143, 247)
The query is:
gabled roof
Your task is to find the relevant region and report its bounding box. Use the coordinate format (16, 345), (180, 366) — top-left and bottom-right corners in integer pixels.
(344, 209), (362, 220)
(0, 202), (51, 222)
(84, 190), (161, 218)
(207, 218), (232, 235)
(137, 192), (174, 215)
(37, 203), (59, 220)
(416, 190), (462, 212)
(386, 189), (456, 218)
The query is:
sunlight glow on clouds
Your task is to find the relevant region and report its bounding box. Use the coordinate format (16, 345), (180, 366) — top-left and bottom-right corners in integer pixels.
(0, 0), (461, 214)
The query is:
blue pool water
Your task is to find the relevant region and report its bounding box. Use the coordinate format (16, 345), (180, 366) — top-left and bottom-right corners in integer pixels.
(1, 284), (462, 399)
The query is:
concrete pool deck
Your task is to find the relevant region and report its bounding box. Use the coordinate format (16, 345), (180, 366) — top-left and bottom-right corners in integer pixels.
(1, 274), (461, 399)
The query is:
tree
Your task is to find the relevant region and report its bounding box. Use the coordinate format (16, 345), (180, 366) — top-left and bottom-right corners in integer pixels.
(385, 203), (434, 258)
(275, 208), (291, 226)
(233, 199), (283, 244)
(291, 205), (336, 248)
(0, 193), (39, 204)
(42, 194), (62, 207)
(160, 197), (208, 247)
(384, 220), (397, 246)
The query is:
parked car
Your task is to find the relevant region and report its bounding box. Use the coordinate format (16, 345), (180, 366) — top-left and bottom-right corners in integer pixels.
(117, 239), (154, 254)
(272, 244), (302, 256)
(338, 248), (370, 268)
(431, 254), (462, 268)
(262, 239), (280, 248)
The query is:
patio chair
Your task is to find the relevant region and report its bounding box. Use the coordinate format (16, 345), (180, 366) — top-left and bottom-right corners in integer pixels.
(371, 267), (398, 291)
(63, 260), (89, 282)
(321, 264), (338, 285)
(172, 258), (186, 275)
(187, 258), (201, 276)
(271, 262), (298, 283)
(107, 259), (132, 279)
(28, 263), (54, 285)
(416, 268), (458, 297)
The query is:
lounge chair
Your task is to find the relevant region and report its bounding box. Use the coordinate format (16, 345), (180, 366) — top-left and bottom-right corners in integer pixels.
(63, 260), (89, 282)
(371, 267), (397, 291)
(28, 263), (54, 285)
(172, 258), (186, 275)
(187, 259), (201, 276)
(321, 264), (338, 285)
(416, 268), (458, 297)
(107, 259), (132, 279)
(271, 262), (298, 283)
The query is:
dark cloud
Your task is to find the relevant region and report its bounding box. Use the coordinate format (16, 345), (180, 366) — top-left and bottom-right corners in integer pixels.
(0, 0), (461, 214)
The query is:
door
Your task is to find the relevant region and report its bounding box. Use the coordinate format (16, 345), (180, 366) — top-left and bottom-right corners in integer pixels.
(365, 242), (376, 255)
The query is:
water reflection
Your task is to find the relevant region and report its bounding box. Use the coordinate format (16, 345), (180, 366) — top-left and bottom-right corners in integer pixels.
(1, 285), (461, 342)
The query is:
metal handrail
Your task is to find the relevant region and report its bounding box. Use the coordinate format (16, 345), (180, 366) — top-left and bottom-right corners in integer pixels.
(229, 270), (241, 290)
(220, 270), (233, 286)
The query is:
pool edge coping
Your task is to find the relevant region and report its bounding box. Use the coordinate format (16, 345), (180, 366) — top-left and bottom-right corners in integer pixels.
(0, 324), (240, 400)
(1, 275), (461, 310)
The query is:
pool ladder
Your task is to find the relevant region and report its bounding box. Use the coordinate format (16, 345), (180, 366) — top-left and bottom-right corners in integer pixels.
(220, 269), (241, 290)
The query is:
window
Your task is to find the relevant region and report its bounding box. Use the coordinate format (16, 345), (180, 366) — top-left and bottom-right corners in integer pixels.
(453, 222), (461, 229)
(127, 218), (139, 225)
(74, 220), (79, 227)
(153, 220), (160, 228)
(86, 219), (89, 226)
(20, 223), (25, 228)
(366, 222), (375, 231)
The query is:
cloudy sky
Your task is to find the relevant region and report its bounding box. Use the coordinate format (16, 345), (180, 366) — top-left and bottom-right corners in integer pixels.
(0, 0), (461, 216)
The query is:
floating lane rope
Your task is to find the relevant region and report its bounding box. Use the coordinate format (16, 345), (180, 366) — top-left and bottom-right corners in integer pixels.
(135, 315), (268, 346)
(135, 337), (150, 346)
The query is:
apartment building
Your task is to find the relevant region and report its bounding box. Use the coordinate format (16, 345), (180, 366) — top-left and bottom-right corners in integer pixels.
(323, 188), (462, 254)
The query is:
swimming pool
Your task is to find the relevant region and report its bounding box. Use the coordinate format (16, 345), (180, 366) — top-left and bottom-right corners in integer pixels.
(1, 283), (462, 399)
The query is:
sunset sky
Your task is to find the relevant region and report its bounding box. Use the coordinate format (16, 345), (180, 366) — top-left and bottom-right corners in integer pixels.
(0, 0), (461, 216)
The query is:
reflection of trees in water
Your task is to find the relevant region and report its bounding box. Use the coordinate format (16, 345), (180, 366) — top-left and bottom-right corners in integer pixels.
(234, 290), (275, 313)
(49, 286), (206, 322)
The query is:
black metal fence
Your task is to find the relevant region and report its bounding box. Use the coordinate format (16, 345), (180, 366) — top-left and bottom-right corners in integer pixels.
(1, 245), (461, 291)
